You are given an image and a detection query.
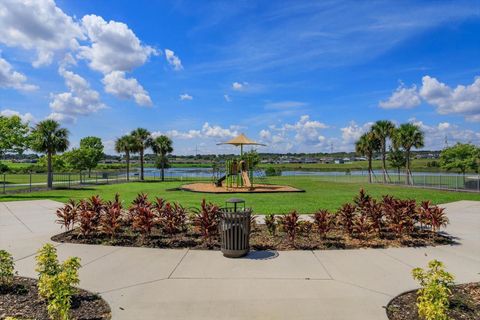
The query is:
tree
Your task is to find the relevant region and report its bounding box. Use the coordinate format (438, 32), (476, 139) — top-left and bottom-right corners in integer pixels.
(150, 135), (173, 181)
(115, 135), (136, 181)
(355, 131), (380, 183)
(388, 146), (406, 181)
(392, 123), (424, 185)
(30, 120), (69, 188)
(79, 136), (104, 177)
(0, 115), (30, 158)
(130, 128), (151, 181)
(371, 120), (396, 183)
(440, 143), (479, 177)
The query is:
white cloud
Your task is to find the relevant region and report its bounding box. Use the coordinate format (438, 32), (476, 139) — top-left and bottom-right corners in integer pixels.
(165, 49), (183, 70)
(153, 129), (201, 140)
(224, 94), (232, 102)
(340, 121), (373, 145)
(379, 83), (421, 109)
(79, 15), (157, 74)
(0, 0), (84, 67)
(0, 57), (37, 91)
(179, 93), (193, 101)
(0, 109), (36, 123)
(46, 112), (76, 123)
(49, 67), (106, 122)
(201, 122), (238, 139)
(259, 129), (271, 140)
(232, 81), (248, 91)
(264, 115), (328, 147)
(419, 75), (480, 121)
(102, 71), (152, 106)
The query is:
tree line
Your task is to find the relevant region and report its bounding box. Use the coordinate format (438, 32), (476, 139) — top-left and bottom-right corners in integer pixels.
(0, 116), (173, 188)
(355, 120), (480, 184)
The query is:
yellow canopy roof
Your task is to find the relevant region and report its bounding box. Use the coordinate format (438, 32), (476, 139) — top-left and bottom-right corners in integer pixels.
(217, 133), (266, 146)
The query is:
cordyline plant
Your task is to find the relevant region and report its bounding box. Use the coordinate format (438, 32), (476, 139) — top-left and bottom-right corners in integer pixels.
(279, 211), (300, 245)
(100, 195), (123, 240)
(337, 203), (356, 236)
(417, 201), (449, 233)
(352, 213), (373, 240)
(353, 188), (371, 208)
(132, 206), (157, 244)
(158, 202), (188, 235)
(55, 199), (78, 231)
(78, 200), (96, 238)
(192, 199), (220, 245)
(86, 195), (105, 227)
(264, 214), (277, 236)
(128, 193), (152, 225)
(312, 209), (335, 239)
(363, 199), (383, 234)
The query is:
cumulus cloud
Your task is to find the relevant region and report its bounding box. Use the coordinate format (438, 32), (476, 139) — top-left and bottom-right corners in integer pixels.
(102, 71), (152, 106)
(49, 67), (106, 122)
(179, 93), (193, 101)
(152, 123), (238, 141)
(165, 49), (183, 70)
(79, 15), (157, 74)
(340, 121), (373, 144)
(0, 109), (36, 123)
(419, 75), (480, 121)
(0, 0), (84, 67)
(0, 57), (37, 91)
(379, 83), (421, 109)
(232, 81), (248, 91)
(381, 76), (480, 121)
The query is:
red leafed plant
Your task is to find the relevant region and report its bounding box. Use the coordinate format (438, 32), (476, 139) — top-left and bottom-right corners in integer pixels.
(312, 209), (335, 239)
(363, 199), (384, 234)
(192, 199), (220, 245)
(55, 199), (78, 231)
(101, 194), (123, 240)
(132, 206), (157, 243)
(279, 211), (300, 245)
(352, 213), (373, 240)
(158, 202), (187, 235)
(78, 200), (96, 238)
(353, 188), (371, 208)
(128, 193), (152, 224)
(86, 195), (106, 227)
(337, 203), (356, 236)
(418, 202), (449, 233)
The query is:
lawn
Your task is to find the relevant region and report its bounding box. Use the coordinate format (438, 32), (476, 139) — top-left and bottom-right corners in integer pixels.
(1, 176), (478, 214)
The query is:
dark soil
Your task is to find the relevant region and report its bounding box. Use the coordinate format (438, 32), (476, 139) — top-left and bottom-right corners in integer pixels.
(51, 223), (453, 251)
(386, 282), (480, 320)
(0, 276), (111, 320)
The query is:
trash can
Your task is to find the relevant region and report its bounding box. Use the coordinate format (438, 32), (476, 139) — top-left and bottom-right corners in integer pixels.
(219, 198), (251, 258)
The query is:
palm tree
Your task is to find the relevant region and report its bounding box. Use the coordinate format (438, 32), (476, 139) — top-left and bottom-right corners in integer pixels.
(392, 123), (424, 185)
(371, 120), (396, 183)
(30, 119), (69, 189)
(130, 128), (151, 181)
(355, 131), (380, 183)
(115, 135), (136, 181)
(150, 135), (173, 181)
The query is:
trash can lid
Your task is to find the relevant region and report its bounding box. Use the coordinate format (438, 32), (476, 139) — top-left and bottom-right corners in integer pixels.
(226, 198), (245, 203)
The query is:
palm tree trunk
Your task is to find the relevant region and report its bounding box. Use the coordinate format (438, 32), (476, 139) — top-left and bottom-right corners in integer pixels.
(140, 149), (144, 181)
(126, 151), (130, 182)
(368, 156), (372, 183)
(47, 152), (53, 189)
(406, 150), (411, 185)
(161, 159), (165, 181)
(382, 143), (387, 183)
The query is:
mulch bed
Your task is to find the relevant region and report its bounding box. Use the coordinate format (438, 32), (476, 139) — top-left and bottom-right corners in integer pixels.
(52, 224), (453, 251)
(386, 282), (480, 320)
(0, 276), (111, 320)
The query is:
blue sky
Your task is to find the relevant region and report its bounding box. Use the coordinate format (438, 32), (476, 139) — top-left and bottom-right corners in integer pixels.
(1, 0), (479, 155)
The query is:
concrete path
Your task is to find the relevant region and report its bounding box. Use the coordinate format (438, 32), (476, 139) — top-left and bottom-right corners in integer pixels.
(1, 200), (479, 320)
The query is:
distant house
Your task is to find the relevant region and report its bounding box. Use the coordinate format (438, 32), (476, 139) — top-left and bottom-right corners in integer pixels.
(334, 159), (345, 164)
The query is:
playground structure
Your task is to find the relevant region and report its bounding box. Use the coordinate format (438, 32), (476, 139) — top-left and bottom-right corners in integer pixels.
(181, 133), (304, 194)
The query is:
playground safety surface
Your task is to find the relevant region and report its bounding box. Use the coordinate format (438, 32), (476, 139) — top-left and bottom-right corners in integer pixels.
(180, 182), (304, 193)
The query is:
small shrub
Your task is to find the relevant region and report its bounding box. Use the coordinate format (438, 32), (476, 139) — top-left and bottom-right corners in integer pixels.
(265, 166), (282, 176)
(158, 202), (187, 235)
(337, 203), (356, 236)
(423, 203), (449, 233)
(312, 209), (335, 239)
(192, 199), (220, 244)
(100, 202), (123, 240)
(412, 260), (454, 320)
(86, 195), (105, 227)
(352, 213), (373, 240)
(55, 200), (78, 231)
(132, 206), (157, 243)
(264, 214), (277, 236)
(363, 199), (383, 234)
(279, 211), (300, 245)
(0, 250), (15, 287)
(78, 202), (96, 238)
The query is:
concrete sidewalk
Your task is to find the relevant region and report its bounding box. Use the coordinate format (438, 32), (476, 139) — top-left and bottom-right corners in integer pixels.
(1, 200), (479, 319)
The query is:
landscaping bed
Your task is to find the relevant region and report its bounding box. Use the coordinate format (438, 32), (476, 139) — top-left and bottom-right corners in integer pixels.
(0, 276), (111, 320)
(51, 190), (453, 250)
(386, 282), (480, 320)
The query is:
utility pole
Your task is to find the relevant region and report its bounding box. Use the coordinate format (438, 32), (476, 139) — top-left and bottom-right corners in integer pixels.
(444, 135), (449, 149)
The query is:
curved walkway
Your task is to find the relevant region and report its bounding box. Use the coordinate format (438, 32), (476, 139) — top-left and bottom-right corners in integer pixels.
(1, 200), (479, 320)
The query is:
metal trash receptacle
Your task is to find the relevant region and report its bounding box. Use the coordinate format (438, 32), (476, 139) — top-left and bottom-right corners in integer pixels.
(219, 204), (251, 258)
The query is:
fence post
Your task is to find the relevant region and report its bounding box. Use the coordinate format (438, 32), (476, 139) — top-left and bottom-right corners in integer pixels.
(455, 175), (458, 191)
(3, 174), (5, 194)
(68, 173), (71, 189)
(29, 172), (32, 192)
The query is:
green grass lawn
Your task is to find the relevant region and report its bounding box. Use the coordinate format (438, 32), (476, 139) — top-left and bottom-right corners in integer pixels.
(1, 176), (478, 214)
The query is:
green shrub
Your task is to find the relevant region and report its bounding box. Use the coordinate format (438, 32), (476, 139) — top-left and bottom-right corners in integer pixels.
(412, 260), (454, 320)
(264, 214), (277, 236)
(265, 166), (282, 176)
(36, 244), (81, 320)
(0, 249), (15, 286)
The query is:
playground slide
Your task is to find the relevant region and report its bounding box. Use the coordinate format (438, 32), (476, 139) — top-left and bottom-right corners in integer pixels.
(241, 171), (251, 188)
(215, 175), (227, 187)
